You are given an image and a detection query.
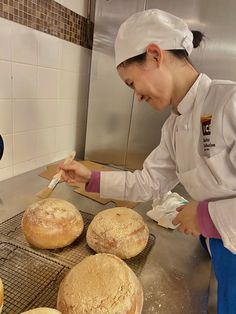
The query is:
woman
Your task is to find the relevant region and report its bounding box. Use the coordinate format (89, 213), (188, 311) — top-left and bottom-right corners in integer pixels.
(61, 9), (236, 313)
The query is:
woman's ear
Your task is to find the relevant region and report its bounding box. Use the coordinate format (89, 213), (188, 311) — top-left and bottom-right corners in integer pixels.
(146, 43), (163, 65)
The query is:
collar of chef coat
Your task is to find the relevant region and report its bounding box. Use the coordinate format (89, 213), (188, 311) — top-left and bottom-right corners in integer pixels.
(176, 73), (203, 115)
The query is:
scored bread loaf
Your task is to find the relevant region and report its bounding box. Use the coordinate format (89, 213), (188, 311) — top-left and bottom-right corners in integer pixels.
(57, 253), (143, 314)
(21, 308), (61, 314)
(86, 207), (149, 259)
(0, 278), (3, 314)
(22, 198), (84, 249)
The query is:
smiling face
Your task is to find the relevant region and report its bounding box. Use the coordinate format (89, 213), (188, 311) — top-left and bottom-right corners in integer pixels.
(117, 44), (174, 111)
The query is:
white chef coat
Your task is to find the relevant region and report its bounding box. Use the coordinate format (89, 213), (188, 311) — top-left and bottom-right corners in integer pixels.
(101, 73), (236, 253)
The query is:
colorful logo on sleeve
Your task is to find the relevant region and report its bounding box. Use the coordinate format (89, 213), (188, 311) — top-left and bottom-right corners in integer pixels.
(201, 115), (212, 136)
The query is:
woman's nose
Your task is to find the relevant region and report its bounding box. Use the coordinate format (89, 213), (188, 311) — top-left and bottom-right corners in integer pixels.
(0, 135), (4, 160)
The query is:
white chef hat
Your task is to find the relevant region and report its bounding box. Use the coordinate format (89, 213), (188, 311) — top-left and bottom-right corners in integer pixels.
(115, 9), (193, 67)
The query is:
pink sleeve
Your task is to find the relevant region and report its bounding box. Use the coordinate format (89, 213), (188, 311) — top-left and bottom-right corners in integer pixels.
(85, 171), (100, 193)
(197, 201), (221, 239)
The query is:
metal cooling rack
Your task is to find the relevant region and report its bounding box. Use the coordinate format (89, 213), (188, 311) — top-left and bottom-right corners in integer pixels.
(0, 240), (69, 314)
(0, 211), (156, 276)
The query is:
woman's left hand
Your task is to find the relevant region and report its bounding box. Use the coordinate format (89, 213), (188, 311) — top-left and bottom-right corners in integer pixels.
(172, 201), (201, 236)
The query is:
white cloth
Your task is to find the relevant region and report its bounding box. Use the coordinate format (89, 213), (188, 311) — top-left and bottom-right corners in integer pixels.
(146, 191), (188, 229)
(101, 73), (236, 253)
(115, 9), (193, 66)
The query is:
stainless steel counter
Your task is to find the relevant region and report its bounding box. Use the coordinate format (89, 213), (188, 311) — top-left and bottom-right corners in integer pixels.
(0, 167), (212, 314)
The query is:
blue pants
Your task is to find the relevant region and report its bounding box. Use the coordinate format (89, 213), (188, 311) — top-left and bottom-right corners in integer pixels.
(207, 238), (236, 314)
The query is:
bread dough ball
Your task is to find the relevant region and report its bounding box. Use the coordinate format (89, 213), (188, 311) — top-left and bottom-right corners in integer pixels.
(22, 198), (84, 249)
(21, 309), (61, 314)
(0, 278), (3, 314)
(86, 207), (149, 258)
(57, 253), (143, 314)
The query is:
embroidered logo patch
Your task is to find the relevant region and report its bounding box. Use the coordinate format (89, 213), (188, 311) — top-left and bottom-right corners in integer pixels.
(201, 114), (216, 152)
(201, 115), (212, 136)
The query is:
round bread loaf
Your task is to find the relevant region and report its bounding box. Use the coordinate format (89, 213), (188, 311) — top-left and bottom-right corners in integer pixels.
(0, 278), (3, 314)
(22, 198), (84, 249)
(86, 207), (149, 259)
(57, 253), (143, 314)
(21, 309), (61, 314)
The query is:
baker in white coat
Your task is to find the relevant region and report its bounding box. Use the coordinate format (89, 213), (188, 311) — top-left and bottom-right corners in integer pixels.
(61, 9), (236, 313)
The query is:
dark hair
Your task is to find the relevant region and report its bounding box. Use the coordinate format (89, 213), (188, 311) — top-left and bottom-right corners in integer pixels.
(118, 30), (205, 67)
(192, 30), (204, 48)
(120, 53), (146, 67)
(169, 30), (204, 60)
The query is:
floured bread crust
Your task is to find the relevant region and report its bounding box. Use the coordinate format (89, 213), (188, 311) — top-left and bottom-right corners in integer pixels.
(22, 198), (84, 249)
(21, 308), (61, 314)
(57, 253), (143, 314)
(86, 207), (149, 259)
(0, 278), (3, 314)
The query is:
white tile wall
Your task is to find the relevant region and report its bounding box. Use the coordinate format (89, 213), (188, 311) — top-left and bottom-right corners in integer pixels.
(12, 63), (37, 99)
(11, 22), (38, 65)
(56, 100), (76, 126)
(61, 41), (80, 71)
(37, 32), (61, 69)
(0, 100), (13, 134)
(56, 124), (77, 152)
(0, 19), (12, 61)
(13, 131), (38, 164)
(0, 61), (12, 98)
(0, 13), (91, 181)
(37, 68), (59, 98)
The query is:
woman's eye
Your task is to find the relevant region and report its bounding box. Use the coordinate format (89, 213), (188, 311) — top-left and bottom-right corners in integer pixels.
(129, 82), (134, 89)
(125, 81), (134, 89)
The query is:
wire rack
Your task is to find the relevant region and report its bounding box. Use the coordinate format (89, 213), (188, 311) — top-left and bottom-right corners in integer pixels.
(0, 210), (156, 276)
(0, 240), (69, 314)
(0, 210), (155, 313)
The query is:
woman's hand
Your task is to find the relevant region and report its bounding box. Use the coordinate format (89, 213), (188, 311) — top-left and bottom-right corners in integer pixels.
(172, 201), (201, 236)
(59, 160), (92, 184)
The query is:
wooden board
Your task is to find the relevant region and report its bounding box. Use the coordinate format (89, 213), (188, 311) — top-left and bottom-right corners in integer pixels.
(38, 160), (138, 208)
